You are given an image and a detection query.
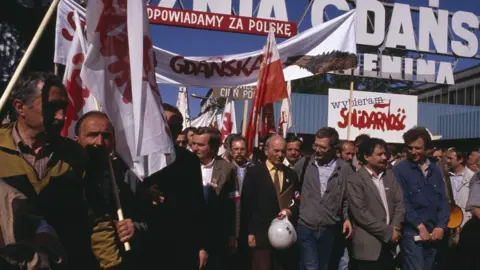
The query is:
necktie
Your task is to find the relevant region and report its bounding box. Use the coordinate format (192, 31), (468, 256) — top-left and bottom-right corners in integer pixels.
(273, 168), (281, 195)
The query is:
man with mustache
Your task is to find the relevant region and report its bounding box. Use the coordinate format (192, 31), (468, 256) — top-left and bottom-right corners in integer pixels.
(0, 72), (95, 270)
(284, 135), (302, 168)
(293, 127), (354, 270)
(392, 127), (449, 270)
(75, 111), (146, 270)
(347, 138), (405, 270)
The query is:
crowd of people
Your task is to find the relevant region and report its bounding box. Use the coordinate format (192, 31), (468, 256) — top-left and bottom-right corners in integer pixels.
(1, 72), (480, 270)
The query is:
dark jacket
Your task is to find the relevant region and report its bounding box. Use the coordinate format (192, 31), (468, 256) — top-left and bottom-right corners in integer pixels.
(139, 146), (207, 269)
(241, 162), (300, 248)
(293, 157), (354, 229)
(0, 126), (95, 270)
(205, 157), (239, 250)
(347, 167), (405, 261)
(392, 159), (450, 232)
(84, 156), (147, 269)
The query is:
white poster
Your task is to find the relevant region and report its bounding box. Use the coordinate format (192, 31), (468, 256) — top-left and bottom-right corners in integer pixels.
(328, 89), (418, 143)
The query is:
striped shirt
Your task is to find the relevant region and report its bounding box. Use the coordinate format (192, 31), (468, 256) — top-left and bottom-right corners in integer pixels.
(11, 125), (53, 179)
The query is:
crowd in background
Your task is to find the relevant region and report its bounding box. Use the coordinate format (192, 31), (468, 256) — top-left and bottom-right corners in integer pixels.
(1, 72), (480, 270)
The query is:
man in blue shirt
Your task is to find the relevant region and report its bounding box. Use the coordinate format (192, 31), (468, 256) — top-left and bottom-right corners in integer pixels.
(393, 127), (450, 270)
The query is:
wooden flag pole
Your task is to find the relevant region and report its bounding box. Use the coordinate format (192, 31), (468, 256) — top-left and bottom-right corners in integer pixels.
(346, 69), (355, 141)
(0, 0), (61, 112)
(107, 154), (131, 252)
(242, 100), (248, 136)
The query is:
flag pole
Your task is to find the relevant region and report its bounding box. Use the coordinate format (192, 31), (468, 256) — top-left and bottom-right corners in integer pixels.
(0, 0), (61, 112)
(346, 69), (355, 141)
(242, 100), (248, 136)
(108, 154), (131, 252)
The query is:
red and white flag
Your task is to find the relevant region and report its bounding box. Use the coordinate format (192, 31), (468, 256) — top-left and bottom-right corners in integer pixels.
(278, 81), (293, 138)
(61, 10), (98, 138)
(220, 94), (237, 142)
(246, 28), (288, 154)
(81, 0), (175, 178)
(218, 92), (237, 156)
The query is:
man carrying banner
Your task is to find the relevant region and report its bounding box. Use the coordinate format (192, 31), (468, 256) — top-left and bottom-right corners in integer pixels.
(75, 111), (148, 270)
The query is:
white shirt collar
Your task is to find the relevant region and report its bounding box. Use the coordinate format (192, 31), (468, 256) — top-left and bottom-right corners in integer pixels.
(365, 166), (384, 180)
(202, 158), (215, 169)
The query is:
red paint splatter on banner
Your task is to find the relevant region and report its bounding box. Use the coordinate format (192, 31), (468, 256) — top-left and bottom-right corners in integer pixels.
(61, 11), (86, 41)
(337, 100), (407, 131)
(96, 0), (132, 104)
(62, 53), (90, 137)
(221, 112), (233, 141)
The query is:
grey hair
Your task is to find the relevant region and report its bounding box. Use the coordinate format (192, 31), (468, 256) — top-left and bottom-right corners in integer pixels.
(8, 72), (65, 121)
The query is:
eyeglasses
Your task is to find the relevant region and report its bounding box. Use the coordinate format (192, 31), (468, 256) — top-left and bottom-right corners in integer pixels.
(312, 144), (330, 151)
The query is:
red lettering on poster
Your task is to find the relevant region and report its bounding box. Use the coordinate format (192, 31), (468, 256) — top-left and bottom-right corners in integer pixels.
(337, 100), (407, 131)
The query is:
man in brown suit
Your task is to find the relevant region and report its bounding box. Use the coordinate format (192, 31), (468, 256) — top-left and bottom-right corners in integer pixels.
(192, 127), (240, 270)
(347, 138), (405, 270)
(242, 135), (300, 270)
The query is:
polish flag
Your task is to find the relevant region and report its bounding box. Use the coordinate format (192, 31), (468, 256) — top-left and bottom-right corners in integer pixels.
(246, 28), (288, 154)
(61, 10), (98, 138)
(81, 0), (175, 178)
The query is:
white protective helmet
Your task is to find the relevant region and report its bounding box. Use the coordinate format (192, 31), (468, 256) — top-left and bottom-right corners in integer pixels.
(268, 217), (297, 249)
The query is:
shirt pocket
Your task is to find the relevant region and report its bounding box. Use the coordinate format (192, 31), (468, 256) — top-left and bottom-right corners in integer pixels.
(406, 187), (428, 209)
(432, 183), (446, 204)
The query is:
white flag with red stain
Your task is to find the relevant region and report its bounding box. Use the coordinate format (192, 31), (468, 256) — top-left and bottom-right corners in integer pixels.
(278, 81), (293, 138)
(81, 0), (175, 178)
(220, 94), (237, 142)
(61, 10), (98, 138)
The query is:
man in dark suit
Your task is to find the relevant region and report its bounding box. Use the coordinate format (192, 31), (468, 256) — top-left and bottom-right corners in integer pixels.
(242, 135), (300, 270)
(191, 127), (240, 270)
(140, 104), (208, 270)
(347, 138), (405, 270)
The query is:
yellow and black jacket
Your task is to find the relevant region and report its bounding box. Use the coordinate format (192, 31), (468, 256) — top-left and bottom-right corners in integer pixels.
(0, 125), (96, 270)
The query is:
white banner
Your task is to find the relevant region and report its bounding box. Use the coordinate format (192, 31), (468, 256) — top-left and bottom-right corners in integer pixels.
(176, 87), (191, 128)
(55, 0), (85, 65)
(154, 10), (356, 87)
(327, 89), (418, 143)
(81, 0), (175, 178)
(55, 3), (356, 88)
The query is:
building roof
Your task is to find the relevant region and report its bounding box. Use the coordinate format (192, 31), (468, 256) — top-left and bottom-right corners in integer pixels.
(408, 64), (480, 96)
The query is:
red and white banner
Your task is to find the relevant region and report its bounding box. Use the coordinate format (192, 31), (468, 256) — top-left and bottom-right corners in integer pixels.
(220, 95), (238, 143)
(55, 4), (357, 87)
(55, 0), (85, 65)
(147, 6), (297, 38)
(327, 89), (418, 143)
(61, 10), (98, 138)
(81, 0), (175, 178)
(246, 28), (288, 154)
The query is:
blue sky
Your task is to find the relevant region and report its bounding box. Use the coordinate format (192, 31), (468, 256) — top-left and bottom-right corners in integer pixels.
(149, 0), (480, 117)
